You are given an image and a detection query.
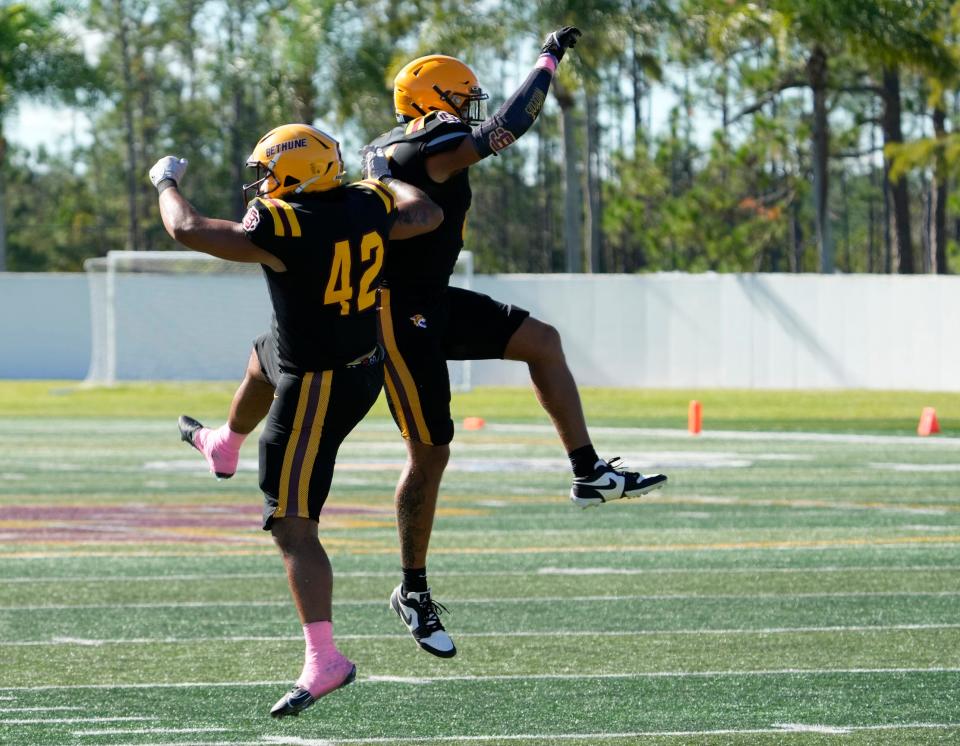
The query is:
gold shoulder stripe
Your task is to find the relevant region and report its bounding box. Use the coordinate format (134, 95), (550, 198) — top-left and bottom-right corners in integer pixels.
(254, 197), (284, 237)
(355, 179), (395, 214)
(405, 116), (426, 135)
(266, 197), (302, 238)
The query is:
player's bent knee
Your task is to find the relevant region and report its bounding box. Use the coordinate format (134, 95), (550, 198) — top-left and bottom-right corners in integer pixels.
(512, 317), (564, 363)
(408, 442), (450, 476)
(271, 516), (319, 554)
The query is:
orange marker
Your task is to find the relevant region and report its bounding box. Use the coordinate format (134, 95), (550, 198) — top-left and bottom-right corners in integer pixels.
(688, 400), (703, 435)
(917, 407), (940, 436)
(463, 416), (486, 431)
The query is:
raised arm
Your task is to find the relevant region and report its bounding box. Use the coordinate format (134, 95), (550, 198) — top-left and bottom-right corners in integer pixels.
(425, 26), (582, 183)
(150, 156), (286, 272)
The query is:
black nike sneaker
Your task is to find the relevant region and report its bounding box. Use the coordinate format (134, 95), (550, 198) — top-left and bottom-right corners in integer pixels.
(389, 585), (456, 658)
(269, 664), (357, 718)
(570, 458), (667, 508)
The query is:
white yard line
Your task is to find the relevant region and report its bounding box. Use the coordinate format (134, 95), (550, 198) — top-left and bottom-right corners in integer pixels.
(73, 727), (231, 737)
(1, 716), (152, 724)
(3, 564), (959, 584)
(68, 723), (960, 746)
(0, 706), (82, 712)
(4, 538), (957, 560)
(2, 667), (958, 693)
(4, 590), (959, 612)
(3, 622), (960, 648)
(485, 422), (960, 447)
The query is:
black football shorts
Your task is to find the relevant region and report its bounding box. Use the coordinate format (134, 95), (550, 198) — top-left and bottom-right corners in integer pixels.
(253, 332), (282, 388)
(377, 285), (529, 446)
(258, 359), (383, 530)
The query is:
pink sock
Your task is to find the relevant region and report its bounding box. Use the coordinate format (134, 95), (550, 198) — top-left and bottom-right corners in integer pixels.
(296, 621), (354, 697)
(192, 424), (245, 476)
(212, 424), (246, 452)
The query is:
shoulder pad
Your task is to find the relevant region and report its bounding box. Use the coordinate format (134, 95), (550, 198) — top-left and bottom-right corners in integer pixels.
(248, 197), (302, 238)
(348, 179), (396, 214)
(373, 111), (472, 148)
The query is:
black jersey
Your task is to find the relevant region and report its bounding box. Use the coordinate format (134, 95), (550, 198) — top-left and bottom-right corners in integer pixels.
(369, 111), (473, 291)
(243, 180), (397, 372)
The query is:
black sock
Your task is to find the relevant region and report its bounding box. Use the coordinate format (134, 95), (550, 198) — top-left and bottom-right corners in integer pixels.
(569, 444), (600, 478)
(402, 567), (428, 594)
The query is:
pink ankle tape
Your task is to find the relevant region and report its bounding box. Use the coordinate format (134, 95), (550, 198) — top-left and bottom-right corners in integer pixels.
(297, 622), (352, 697)
(216, 425), (247, 451)
(302, 621), (334, 654)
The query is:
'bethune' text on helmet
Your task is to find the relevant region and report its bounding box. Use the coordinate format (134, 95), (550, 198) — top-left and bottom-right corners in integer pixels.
(242, 123), (345, 205)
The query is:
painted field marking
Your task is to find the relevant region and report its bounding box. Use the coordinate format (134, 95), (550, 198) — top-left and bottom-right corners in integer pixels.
(871, 463), (960, 473)
(486, 422), (960, 448)
(1, 564), (958, 585)
(0, 706), (83, 712)
(3, 667), (959, 694)
(1, 716), (152, 724)
(6, 532), (960, 560)
(4, 589), (960, 613)
(73, 727), (231, 737)
(4, 622), (960, 647)
(53, 722), (960, 746)
(774, 723), (850, 734)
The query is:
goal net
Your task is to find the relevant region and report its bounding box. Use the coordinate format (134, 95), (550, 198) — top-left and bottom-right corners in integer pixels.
(83, 250), (473, 390)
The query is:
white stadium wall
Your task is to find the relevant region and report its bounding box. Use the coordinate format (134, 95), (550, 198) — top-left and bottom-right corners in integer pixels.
(0, 274), (91, 379)
(3, 271), (959, 390)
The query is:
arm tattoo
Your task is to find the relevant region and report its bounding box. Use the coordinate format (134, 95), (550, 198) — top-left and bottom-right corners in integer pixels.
(397, 205), (437, 227)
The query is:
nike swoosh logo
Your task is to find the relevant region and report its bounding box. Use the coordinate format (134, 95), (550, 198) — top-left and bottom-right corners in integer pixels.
(289, 689), (313, 706)
(592, 477), (619, 491)
(398, 606), (413, 626)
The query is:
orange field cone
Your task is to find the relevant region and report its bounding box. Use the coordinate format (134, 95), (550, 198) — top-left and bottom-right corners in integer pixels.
(463, 416), (486, 431)
(917, 407), (941, 436)
(688, 400), (703, 435)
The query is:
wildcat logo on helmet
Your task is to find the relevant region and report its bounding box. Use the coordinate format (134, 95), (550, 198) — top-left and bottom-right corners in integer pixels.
(265, 138), (308, 158)
(410, 314), (428, 329)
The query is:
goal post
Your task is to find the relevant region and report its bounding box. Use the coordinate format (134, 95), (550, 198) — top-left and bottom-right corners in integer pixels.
(83, 249), (474, 390)
(448, 250), (473, 392)
(83, 251), (268, 385)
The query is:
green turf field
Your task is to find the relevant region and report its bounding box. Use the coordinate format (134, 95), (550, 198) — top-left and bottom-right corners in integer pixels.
(1, 384), (959, 744)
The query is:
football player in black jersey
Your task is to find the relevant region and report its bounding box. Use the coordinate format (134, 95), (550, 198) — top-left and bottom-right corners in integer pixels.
(362, 28), (667, 657)
(149, 123), (441, 718)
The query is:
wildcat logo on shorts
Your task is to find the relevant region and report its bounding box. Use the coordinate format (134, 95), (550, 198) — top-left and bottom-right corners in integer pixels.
(242, 206), (261, 232)
(410, 314), (428, 329)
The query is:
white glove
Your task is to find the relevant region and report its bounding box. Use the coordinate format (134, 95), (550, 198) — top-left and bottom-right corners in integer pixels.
(149, 156), (188, 190)
(360, 146), (391, 181)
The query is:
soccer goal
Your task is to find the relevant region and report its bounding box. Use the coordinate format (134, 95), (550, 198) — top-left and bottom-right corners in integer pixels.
(83, 249), (474, 390)
(83, 251), (269, 384)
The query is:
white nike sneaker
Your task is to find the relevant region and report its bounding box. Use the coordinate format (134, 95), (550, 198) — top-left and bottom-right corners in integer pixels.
(570, 457), (667, 508)
(389, 585), (457, 658)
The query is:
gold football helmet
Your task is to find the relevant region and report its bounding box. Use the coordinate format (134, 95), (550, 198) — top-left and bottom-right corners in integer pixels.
(243, 123), (344, 203)
(393, 55), (488, 124)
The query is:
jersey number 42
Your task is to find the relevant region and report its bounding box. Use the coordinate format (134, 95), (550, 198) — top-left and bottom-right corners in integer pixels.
(324, 231), (385, 316)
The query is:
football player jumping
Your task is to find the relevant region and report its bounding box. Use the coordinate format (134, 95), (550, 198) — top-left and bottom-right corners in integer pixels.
(364, 27), (667, 657)
(150, 123), (442, 717)
(178, 28), (667, 661)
